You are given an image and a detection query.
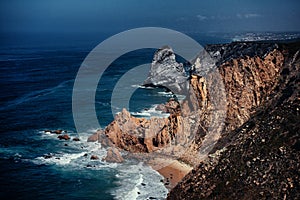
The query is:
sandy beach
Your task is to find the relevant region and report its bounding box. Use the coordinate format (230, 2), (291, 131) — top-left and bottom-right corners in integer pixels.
(148, 158), (193, 189)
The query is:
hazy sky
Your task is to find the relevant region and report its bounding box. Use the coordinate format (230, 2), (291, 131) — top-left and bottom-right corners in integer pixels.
(1, 0), (299, 34)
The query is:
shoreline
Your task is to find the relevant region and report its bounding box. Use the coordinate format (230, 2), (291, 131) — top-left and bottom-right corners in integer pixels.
(147, 158), (193, 190)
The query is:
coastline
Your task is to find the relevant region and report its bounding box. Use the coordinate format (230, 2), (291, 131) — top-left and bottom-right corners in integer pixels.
(147, 158), (193, 190)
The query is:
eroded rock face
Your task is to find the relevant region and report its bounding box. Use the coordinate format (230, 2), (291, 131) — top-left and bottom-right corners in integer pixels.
(100, 108), (182, 153)
(168, 42), (300, 199)
(155, 98), (181, 114)
(186, 43), (285, 156)
(219, 48), (284, 132)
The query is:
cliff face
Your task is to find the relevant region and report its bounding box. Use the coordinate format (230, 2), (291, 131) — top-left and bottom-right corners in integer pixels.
(90, 41), (300, 198)
(217, 47), (284, 133)
(168, 42), (300, 199)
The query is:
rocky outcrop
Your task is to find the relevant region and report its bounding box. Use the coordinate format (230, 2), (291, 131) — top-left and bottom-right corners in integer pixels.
(155, 98), (181, 114)
(100, 108), (180, 153)
(72, 137), (80, 141)
(144, 46), (188, 94)
(57, 134), (70, 140)
(87, 131), (100, 142)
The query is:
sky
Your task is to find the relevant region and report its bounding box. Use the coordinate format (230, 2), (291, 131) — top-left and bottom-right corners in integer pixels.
(0, 0), (299, 35)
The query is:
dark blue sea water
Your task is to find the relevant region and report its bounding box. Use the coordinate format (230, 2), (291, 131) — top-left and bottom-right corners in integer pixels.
(0, 32), (231, 200)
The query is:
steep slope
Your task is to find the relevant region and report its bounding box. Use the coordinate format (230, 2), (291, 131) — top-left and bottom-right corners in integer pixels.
(168, 42), (300, 199)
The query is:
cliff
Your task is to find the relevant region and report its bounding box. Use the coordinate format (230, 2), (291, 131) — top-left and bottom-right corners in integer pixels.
(168, 41), (300, 199)
(89, 41), (300, 199)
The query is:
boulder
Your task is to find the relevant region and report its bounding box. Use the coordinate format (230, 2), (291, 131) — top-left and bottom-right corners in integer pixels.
(90, 155), (99, 160)
(87, 130), (102, 142)
(52, 130), (63, 134)
(101, 108), (178, 153)
(57, 134), (70, 140)
(102, 147), (124, 163)
(43, 154), (53, 159)
(44, 130), (51, 134)
(73, 137), (80, 141)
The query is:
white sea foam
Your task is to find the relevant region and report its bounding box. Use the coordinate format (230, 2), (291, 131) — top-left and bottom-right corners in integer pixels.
(130, 84), (140, 88)
(134, 85), (155, 89)
(34, 152), (87, 165)
(157, 91), (186, 101)
(33, 128), (168, 199)
(34, 129), (109, 167)
(131, 104), (170, 119)
(157, 91), (174, 97)
(113, 162), (168, 200)
(130, 111), (151, 117)
(38, 129), (77, 141)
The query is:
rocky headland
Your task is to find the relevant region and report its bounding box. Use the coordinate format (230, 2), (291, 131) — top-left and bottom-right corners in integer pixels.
(89, 40), (300, 199)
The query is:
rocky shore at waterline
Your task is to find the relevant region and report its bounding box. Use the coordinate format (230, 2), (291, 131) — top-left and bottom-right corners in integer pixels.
(89, 41), (299, 199)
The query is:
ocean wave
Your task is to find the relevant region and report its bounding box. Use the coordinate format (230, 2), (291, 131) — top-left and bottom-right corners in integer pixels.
(130, 105), (170, 119)
(113, 162), (168, 200)
(35, 130), (96, 161)
(0, 146), (24, 160)
(34, 151), (87, 165)
(32, 129), (167, 199)
(157, 91), (174, 96)
(132, 85), (155, 89)
(156, 91), (186, 101)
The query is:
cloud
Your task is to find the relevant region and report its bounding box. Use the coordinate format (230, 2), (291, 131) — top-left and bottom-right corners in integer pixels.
(196, 15), (208, 21)
(237, 13), (262, 19)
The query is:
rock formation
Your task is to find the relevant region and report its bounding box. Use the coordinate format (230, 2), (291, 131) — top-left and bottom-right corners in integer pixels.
(144, 46), (188, 94)
(102, 147), (124, 163)
(57, 134), (70, 140)
(168, 42), (300, 199)
(89, 40), (300, 198)
(99, 107), (181, 153)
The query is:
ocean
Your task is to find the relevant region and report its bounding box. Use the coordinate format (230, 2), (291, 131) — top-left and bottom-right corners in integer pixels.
(0, 31), (231, 200)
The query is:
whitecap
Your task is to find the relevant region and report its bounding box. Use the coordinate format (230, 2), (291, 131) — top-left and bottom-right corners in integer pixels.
(113, 162), (168, 200)
(34, 152), (87, 165)
(131, 104), (170, 119)
(157, 91), (174, 97)
(137, 85), (155, 89)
